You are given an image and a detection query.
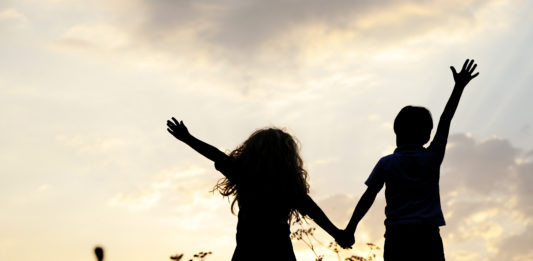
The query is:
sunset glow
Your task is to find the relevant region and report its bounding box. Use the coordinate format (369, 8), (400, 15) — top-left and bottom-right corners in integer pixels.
(1, 0), (532, 260)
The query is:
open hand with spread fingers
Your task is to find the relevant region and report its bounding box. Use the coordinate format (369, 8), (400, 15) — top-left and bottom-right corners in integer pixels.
(450, 59), (479, 87)
(167, 117), (191, 141)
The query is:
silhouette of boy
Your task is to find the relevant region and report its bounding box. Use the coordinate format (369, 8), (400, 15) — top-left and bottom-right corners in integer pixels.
(336, 59), (479, 260)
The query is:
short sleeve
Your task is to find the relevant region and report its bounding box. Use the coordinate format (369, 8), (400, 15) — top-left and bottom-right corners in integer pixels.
(365, 158), (386, 189)
(428, 134), (447, 164)
(214, 156), (238, 181)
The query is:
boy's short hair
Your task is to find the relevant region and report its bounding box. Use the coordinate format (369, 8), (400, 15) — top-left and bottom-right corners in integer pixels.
(394, 106), (433, 145)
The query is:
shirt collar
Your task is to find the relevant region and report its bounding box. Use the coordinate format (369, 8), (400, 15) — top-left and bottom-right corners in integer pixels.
(394, 144), (425, 153)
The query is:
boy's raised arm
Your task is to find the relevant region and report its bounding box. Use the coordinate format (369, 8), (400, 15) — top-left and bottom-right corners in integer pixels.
(431, 59), (479, 153)
(167, 117), (228, 163)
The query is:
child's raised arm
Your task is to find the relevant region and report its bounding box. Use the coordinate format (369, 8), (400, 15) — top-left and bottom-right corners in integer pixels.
(167, 117), (228, 163)
(430, 59), (479, 156)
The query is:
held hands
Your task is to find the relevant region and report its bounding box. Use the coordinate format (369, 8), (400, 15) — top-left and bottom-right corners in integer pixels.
(335, 229), (355, 249)
(167, 117), (191, 141)
(450, 59), (479, 87)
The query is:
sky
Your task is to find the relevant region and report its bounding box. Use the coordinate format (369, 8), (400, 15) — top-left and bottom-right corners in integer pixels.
(1, 0), (532, 260)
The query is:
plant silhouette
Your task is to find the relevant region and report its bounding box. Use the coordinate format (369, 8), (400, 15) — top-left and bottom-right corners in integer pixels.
(170, 251), (212, 261)
(290, 219), (381, 261)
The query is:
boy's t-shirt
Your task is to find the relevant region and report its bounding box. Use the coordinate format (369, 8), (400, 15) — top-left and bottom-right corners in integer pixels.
(365, 139), (447, 228)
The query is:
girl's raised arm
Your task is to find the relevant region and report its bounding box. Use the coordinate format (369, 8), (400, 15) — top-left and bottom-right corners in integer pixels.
(167, 117), (228, 163)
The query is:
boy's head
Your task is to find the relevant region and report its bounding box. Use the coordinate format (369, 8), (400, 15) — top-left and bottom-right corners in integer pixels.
(394, 106), (433, 146)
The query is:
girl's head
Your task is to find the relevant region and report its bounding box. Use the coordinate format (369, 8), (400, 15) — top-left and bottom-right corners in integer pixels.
(214, 127), (309, 220)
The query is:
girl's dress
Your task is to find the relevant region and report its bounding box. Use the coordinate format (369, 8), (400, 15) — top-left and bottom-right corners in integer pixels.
(215, 156), (299, 261)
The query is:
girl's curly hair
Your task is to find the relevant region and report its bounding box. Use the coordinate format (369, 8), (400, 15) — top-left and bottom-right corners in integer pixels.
(213, 128), (310, 222)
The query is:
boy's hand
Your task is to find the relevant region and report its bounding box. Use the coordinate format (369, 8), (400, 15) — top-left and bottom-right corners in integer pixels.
(335, 229), (355, 249)
(450, 59), (479, 87)
(167, 117), (191, 141)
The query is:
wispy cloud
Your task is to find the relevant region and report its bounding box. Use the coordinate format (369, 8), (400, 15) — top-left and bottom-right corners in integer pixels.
(0, 8), (28, 23)
(108, 165), (218, 211)
(57, 23), (130, 50)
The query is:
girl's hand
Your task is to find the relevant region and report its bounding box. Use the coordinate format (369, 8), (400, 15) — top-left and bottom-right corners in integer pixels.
(450, 59), (479, 87)
(167, 117), (191, 141)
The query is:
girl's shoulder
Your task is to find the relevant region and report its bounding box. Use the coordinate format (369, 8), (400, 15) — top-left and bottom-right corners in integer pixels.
(214, 156), (241, 182)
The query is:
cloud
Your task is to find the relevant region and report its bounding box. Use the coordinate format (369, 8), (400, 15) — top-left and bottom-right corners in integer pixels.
(515, 160), (533, 217)
(55, 135), (127, 155)
(55, 0), (503, 74)
(107, 164), (237, 250)
(0, 8), (28, 23)
(46, 0), (517, 102)
(108, 189), (161, 211)
(135, 0), (489, 53)
(108, 165), (219, 211)
(441, 134), (519, 194)
(439, 134), (532, 260)
(56, 23), (130, 50)
(0, 8), (28, 32)
(489, 224), (533, 261)
(115, 0), (513, 80)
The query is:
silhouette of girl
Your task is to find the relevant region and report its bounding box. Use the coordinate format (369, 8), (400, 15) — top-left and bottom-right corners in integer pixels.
(167, 118), (341, 261)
